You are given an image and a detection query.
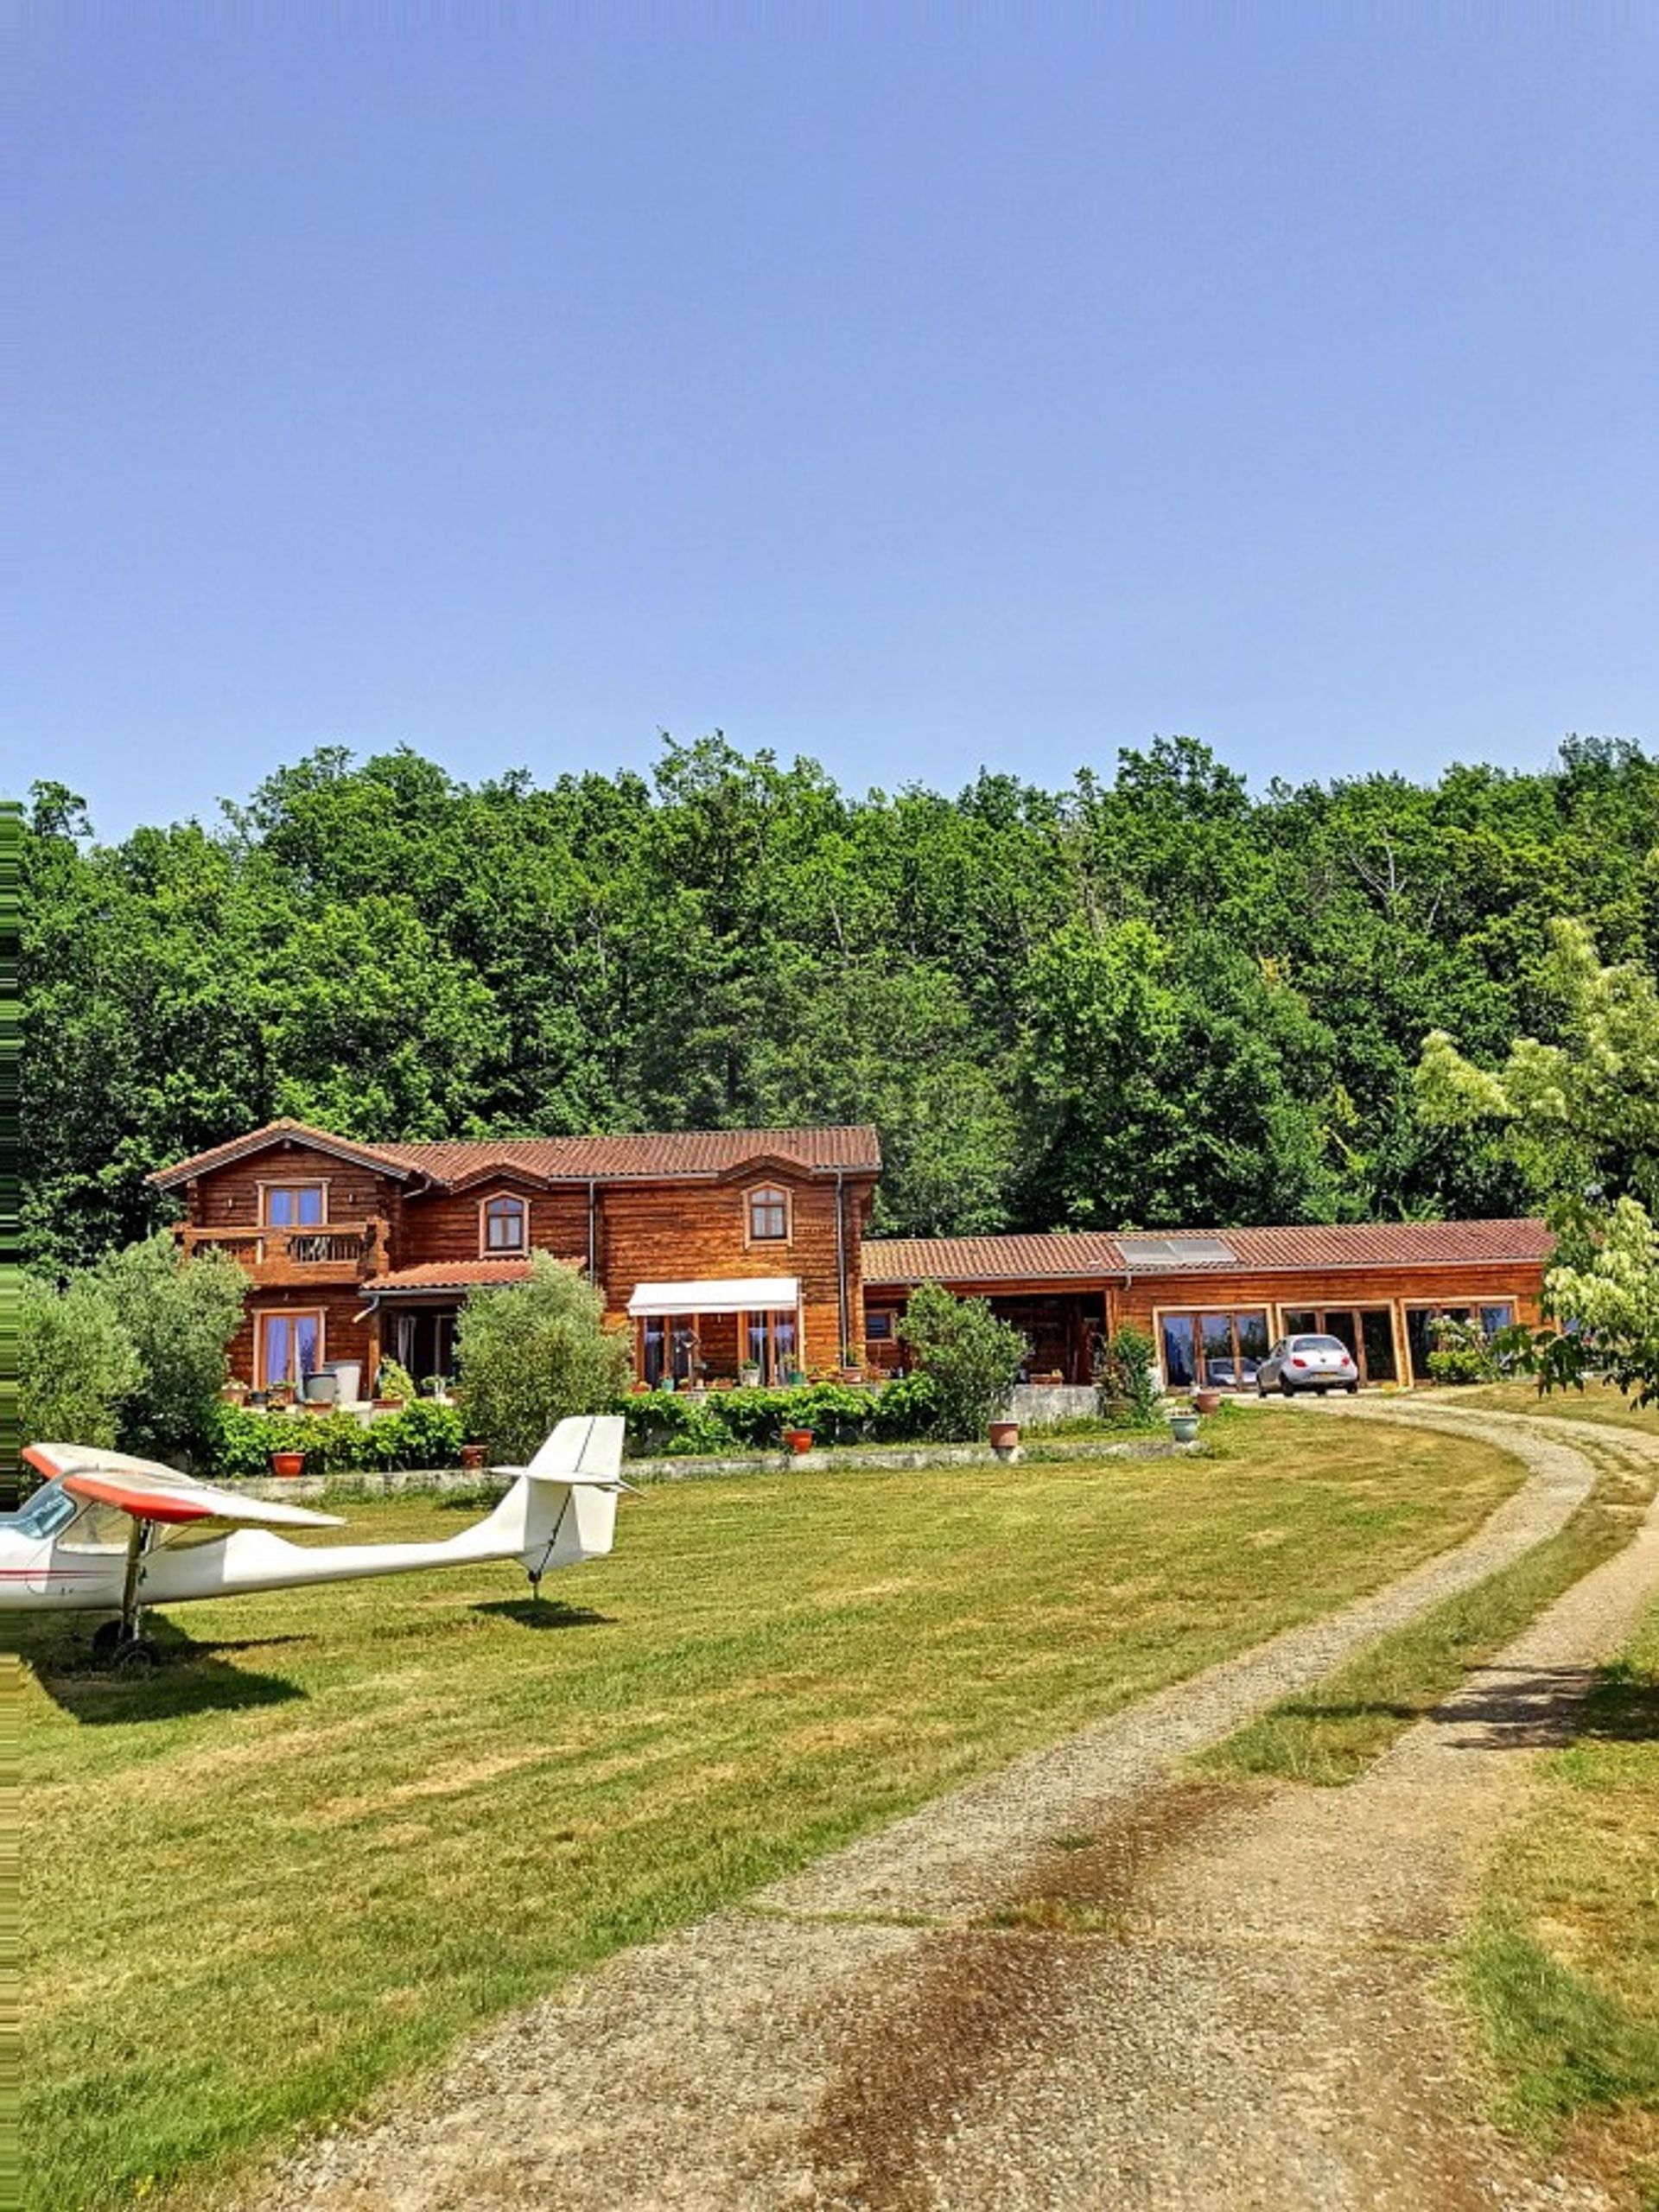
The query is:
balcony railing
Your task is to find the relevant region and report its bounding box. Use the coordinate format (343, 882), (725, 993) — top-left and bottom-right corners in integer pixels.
(178, 1219), (386, 1284)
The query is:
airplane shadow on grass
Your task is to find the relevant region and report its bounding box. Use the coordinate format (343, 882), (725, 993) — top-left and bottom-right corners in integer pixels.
(11, 1619), (308, 1723)
(472, 1596), (614, 1631)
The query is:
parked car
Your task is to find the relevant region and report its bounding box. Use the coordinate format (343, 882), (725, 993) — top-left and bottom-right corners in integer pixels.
(1205, 1356), (1261, 1389)
(1257, 1333), (1360, 1396)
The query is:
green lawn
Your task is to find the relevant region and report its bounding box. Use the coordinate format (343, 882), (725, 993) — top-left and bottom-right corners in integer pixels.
(19, 1419), (1522, 2211)
(1465, 1600), (1659, 2206)
(1446, 1380), (1659, 1437)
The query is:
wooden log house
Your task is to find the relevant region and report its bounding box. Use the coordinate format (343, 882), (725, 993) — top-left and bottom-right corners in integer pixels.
(149, 1119), (881, 1395)
(149, 1118), (1551, 1395)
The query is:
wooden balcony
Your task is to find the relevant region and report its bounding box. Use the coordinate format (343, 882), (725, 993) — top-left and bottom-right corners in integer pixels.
(179, 1218), (387, 1287)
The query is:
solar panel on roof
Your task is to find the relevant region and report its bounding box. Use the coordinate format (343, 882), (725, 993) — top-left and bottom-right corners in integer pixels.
(1116, 1235), (1237, 1266)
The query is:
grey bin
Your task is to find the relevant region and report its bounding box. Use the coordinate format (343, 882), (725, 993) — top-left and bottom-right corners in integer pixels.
(328, 1360), (363, 1406)
(304, 1370), (340, 1406)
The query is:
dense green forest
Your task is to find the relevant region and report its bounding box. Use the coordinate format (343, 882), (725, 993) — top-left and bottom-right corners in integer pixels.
(21, 732), (1658, 1272)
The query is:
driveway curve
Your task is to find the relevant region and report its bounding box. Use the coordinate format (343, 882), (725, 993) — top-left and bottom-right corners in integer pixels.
(238, 1406), (1659, 2212)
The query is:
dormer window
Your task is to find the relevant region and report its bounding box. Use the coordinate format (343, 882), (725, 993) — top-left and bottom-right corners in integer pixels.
(747, 1185), (790, 1243)
(481, 1193), (528, 1255)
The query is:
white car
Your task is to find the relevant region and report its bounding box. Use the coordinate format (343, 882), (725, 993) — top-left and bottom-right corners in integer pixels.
(1257, 1333), (1360, 1396)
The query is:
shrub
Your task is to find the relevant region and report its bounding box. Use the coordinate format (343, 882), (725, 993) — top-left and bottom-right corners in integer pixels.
(1426, 1313), (1499, 1387)
(93, 1233), (247, 1465)
(615, 1375), (943, 1459)
(373, 1358), (419, 1404)
(20, 1274), (141, 1452)
(1094, 1325), (1163, 1427)
(207, 1401), (467, 1478)
(455, 1253), (631, 1463)
(897, 1281), (1027, 1441)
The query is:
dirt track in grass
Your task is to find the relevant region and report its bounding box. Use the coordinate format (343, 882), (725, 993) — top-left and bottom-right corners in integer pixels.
(218, 1403), (1659, 2212)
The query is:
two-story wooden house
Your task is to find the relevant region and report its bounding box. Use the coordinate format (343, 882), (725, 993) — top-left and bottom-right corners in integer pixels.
(149, 1119), (881, 1395)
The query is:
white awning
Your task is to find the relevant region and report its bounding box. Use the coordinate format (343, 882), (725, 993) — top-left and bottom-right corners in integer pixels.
(627, 1276), (800, 1317)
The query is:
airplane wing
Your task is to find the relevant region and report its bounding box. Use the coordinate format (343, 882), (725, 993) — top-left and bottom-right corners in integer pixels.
(25, 1443), (343, 1530)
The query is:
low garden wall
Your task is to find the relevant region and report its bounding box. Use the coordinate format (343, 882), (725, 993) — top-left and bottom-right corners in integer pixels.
(230, 1432), (1195, 1501)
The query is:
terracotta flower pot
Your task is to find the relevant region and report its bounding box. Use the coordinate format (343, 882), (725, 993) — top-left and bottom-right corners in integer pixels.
(988, 1420), (1020, 1452)
(269, 1450), (307, 1479)
(460, 1444), (486, 1472)
(1192, 1389), (1222, 1415)
(784, 1428), (815, 1455)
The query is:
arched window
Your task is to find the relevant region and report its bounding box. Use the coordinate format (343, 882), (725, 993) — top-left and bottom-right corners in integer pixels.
(481, 1193), (528, 1254)
(747, 1185), (789, 1243)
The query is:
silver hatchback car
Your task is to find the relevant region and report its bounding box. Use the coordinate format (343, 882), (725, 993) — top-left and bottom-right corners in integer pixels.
(1257, 1332), (1360, 1396)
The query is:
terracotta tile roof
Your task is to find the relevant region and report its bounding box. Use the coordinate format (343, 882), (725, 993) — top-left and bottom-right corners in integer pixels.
(151, 1119), (880, 1189)
(1144, 1219), (1554, 1273)
(862, 1233), (1126, 1285)
(863, 1219), (1552, 1286)
(371, 1126), (881, 1182)
(148, 1118), (419, 1188)
(363, 1258), (546, 1294)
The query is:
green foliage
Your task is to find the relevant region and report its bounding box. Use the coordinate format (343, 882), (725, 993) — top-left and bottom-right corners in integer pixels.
(92, 1234), (246, 1464)
(1418, 923), (1659, 1402)
(19, 735), (1659, 1270)
(898, 1280), (1027, 1440)
(19, 1274), (140, 1449)
(372, 1358), (418, 1404)
(616, 1375), (942, 1457)
(1094, 1325), (1163, 1426)
(1425, 1311), (1501, 1387)
(207, 1400), (467, 1477)
(1535, 1198), (1659, 1410)
(455, 1252), (631, 1462)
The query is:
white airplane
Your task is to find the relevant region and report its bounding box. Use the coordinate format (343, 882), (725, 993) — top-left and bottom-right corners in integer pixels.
(4, 1415), (629, 1669)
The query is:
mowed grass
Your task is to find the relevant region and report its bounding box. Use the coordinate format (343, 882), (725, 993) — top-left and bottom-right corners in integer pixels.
(19, 1421), (1521, 2211)
(1465, 1599), (1659, 2203)
(1448, 1380), (1659, 1438)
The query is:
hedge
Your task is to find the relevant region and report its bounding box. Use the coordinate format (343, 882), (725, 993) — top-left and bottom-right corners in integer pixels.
(616, 1376), (941, 1457)
(205, 1376), (945, 1476)
(208, 1401), (467, 1477)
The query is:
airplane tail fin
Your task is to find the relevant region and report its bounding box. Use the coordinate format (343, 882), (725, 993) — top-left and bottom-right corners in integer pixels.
(454, 1414), (628, 1575)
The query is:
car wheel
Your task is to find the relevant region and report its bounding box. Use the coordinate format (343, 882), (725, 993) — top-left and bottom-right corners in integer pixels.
(1280, 1376), (1295, 1398)
(1346, 1382), (1359, 1395)
(1257, 1382), (1269, 1399)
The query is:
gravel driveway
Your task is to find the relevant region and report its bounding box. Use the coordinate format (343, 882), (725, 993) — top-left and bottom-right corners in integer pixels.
(235, 1406), (1659, 2212)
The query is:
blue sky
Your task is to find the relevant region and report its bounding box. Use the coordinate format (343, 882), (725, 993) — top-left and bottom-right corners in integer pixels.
(13, 8), (1656, 836)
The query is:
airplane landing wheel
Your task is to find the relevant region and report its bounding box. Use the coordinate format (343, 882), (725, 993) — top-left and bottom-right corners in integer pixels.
(92, 1619), (156, 1671)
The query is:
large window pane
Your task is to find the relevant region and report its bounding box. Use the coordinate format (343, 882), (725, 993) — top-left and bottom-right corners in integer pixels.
(1360, 1308), (1397, 1382)
(1321, 1309), (1359, 1359)
(295, 1314), (320, 1379)
(1236, 1312), (1270, 1362)
(1199, 1314), (1235, 1379)
(1480, 1303), (1515, 1338)
(1160, 1314), (1196, 1389)
(1284, 1309), (1318, 1336)
(262, 1315), (292, 1387)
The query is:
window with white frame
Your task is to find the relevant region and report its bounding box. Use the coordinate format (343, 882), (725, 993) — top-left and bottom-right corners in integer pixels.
(747, 1185), (790, 1243)
(480, 1193), (528, 1255)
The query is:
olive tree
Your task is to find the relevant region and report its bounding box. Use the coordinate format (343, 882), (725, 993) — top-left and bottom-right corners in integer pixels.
(455, 1253), (631, 1462)
(897, 1280), (1027, 1441)
(20, 1274), (140, 1451)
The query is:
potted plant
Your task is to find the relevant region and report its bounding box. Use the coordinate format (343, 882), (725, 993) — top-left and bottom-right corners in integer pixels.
(267, 1381), (296, 1410)
(269, 1447), (307, 1479)
(460, 1442), (487, 1472)
(988, 1417), (1020, 1458)
(783, 1426), (815, 1455)
(1192, 1386), (1222, 1416)
(740, 1362), (762, 1388)
(373, 1359), (417, 1410)
(220, 1379), (250, 1406)
(1169, 1410), (1200, 1444)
